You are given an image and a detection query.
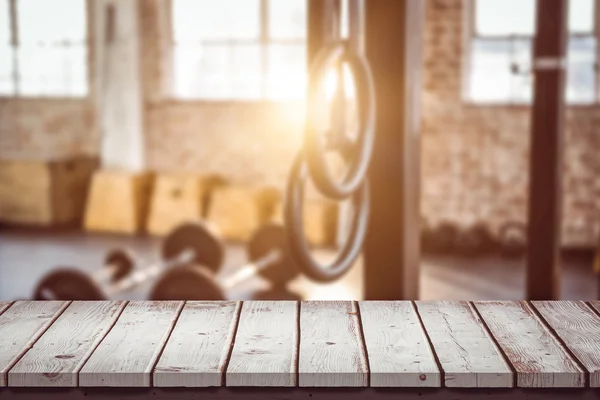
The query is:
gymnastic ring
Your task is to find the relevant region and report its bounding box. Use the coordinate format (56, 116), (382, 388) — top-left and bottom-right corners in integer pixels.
(284, 152), (369, 282)
(305, 42), (376, 200)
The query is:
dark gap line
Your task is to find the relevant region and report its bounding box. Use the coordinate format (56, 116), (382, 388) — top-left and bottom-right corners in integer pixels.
(526, 301), (590, 388)
(411, 301), (445, 388)
(76, 300), (129, 387)
(149, 300), (186, 388)
(354, 301), (371, 387)
(5, 300), (72, 386)
(221, 300), (243, 387)
(469, 301), (518, 388)
(584, 301), (600, 319)
(294, 300), (301, 387)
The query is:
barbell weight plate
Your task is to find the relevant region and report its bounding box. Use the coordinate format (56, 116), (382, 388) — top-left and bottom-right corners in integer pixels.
(104, 248), (136, 283)
(455, 223), (495, 257)
(161, 221), (224, 272)
(247, 223), (300, 285)
(33, 268), (106, 301)
(149, 264), (226, 301)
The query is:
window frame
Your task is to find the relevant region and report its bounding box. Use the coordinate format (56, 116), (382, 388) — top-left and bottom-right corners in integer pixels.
(0, 0), (91, 100)
(462, 0), (600, 106)
(168, 0), (307, 102)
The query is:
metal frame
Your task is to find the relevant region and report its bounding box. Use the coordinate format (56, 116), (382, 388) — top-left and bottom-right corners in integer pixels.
(526, 0), (569, 301)
(362, 0), (423, 300)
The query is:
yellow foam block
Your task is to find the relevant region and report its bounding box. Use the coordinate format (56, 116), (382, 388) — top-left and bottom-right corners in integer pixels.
(146, 173), (224, 236)
(84, 169), (152, 235)
(207, 185), (281, 242)
(271, 198), (338, 247)
(0, 157), (97, 226)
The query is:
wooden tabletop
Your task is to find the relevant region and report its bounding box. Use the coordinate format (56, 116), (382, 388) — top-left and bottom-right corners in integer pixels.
(0, 301), (599, 389)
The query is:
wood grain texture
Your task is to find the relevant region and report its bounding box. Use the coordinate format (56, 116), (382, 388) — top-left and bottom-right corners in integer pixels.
(474, 301), (585, 388)
(589, 301), (600, 315)
(154, 301), (241, 387)
(358, 301), (440, 387)
(531, 301), (600, 387)
(8, 301), (127, 387)
(415, 301), (513, 388)
(0, 302), (12, 316)
(227, 301), (298, 387)
(299, 301), (368, 387)
(79, 301), (184, 387)
(0, 301), (69, 386)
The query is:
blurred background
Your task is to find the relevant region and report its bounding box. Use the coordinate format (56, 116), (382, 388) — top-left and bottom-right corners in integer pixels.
(0, 0), (598, 301)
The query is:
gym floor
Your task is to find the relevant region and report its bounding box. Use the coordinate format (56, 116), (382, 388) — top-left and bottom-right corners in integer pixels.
(0, 227), (596, 301)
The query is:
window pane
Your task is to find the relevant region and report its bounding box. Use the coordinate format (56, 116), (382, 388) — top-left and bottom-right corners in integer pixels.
(18, 0), (86, 44)
(566, 36), (596, 103)
(509, 39), (533, 103)
(469, 39), (513, 102)
(62, 44), (88, 96)
(17, 45), (47, 95)
(0, 44), (14, 94)
(17, 44), (86, 96)
(0, 0), (10, 44)
(173, 0), (260, 42)
(569, 0), (595, 33)
(173, 43), (231, 99)
(231, 44), (262, 99)
(268, 0), (306, 40)
(475, 0), (535, 36)
(266, 44), (306, 99)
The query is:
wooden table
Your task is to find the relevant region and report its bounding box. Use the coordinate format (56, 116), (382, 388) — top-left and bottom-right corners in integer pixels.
(0, 301), (599, 400)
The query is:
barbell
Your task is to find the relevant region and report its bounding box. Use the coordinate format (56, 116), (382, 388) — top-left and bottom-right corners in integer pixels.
(33, 221), (224, 300)
(149, 223), (301, 300)
(34, 248), (136, 300)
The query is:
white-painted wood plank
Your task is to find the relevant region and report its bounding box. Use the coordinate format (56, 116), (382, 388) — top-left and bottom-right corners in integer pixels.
(474, 301), (585, 388)
(154, 301), (241, 387)
(299, 301), (368, 387)
(531, 301), (600, 387)
(9, 301), (127, 387)
(0, 302), (12, 316)
(0, 301), (69, 387)
(589, 301), (600, 316)
(415, 301), (513, 388)
(359, 301), (441, 387)
(79, 301), (184, 387)
(226, 301), (298, 387)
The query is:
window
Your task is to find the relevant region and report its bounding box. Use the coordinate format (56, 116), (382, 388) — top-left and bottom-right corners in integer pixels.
(466, 0), (599, 104)
(171, 0), (307, 100)
(0, 0), (88, 97)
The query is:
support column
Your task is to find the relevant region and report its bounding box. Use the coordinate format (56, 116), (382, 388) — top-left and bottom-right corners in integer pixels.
(526, 0), (568, 300)
(94, 0), (145, 171)
(363, 0), (424, 300)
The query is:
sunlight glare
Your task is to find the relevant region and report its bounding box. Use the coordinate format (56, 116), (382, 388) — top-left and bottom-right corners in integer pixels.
(323, 63), (356, 101)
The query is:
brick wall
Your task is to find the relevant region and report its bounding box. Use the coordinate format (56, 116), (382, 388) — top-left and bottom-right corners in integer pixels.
(139, 0), (305, 188)
(0, 0), (598, 245)
(421, 0), (600, 245)
(0, 98), (96, 160)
